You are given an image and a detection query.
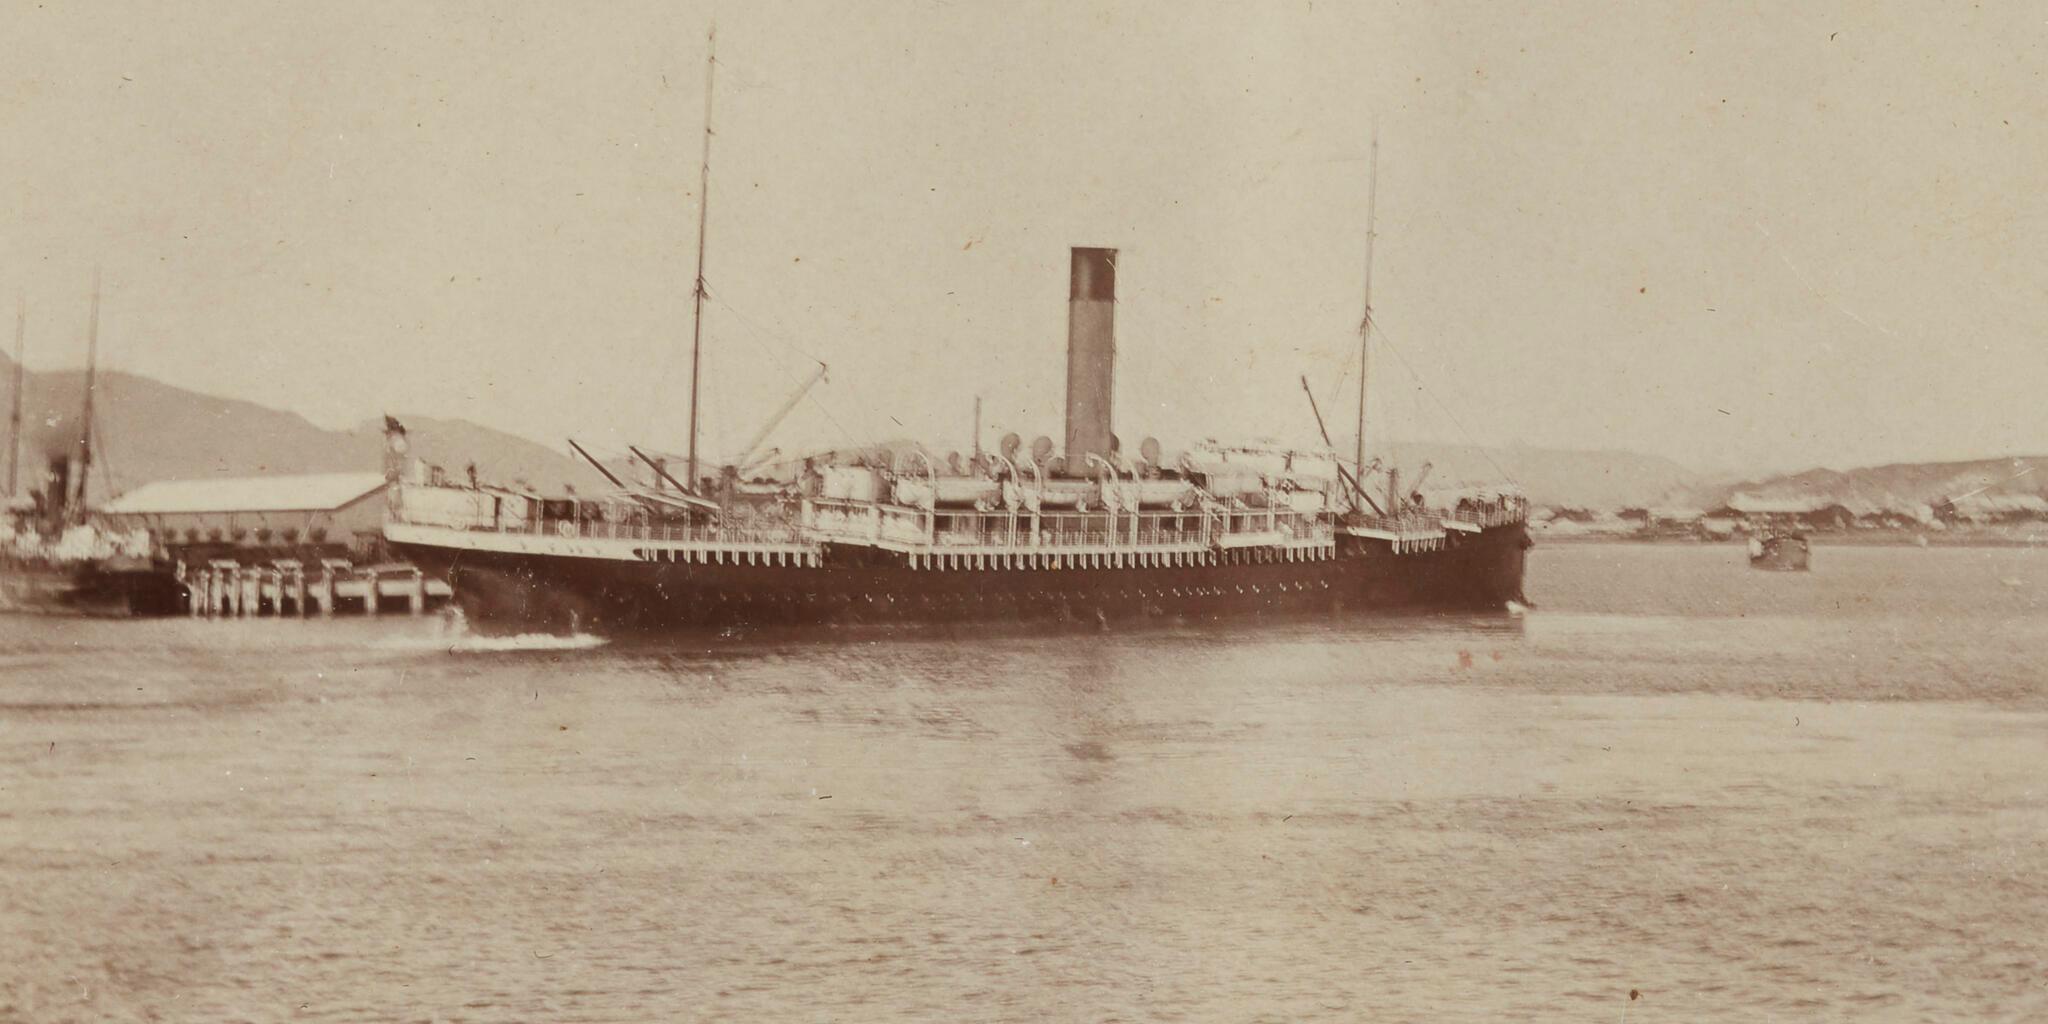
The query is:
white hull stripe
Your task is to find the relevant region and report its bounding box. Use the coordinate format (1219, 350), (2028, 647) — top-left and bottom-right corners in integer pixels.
(385, 522), (820, 563)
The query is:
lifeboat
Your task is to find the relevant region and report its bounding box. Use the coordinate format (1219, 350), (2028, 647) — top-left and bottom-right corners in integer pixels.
(891, 476), (1002, 509)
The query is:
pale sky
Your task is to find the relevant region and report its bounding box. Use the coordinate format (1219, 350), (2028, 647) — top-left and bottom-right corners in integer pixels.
(4, 1), (2044, 476)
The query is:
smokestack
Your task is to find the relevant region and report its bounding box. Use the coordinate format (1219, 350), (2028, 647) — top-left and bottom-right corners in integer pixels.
(1064, 247), (1117, 472)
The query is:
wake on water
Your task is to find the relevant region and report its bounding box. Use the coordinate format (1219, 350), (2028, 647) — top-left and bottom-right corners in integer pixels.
(371, 609), (609, 654)
(441, 607), (607, 652)
(446, 631), (609, 653)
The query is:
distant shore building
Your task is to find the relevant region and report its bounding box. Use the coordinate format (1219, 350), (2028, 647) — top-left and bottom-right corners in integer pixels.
(1944, 493), (2048, 525)
(97, 472), (389, 556)
(1713, 494), (1856, 532)
(1717, 494), (1820, 519)
(1853, 504), (1929, 530)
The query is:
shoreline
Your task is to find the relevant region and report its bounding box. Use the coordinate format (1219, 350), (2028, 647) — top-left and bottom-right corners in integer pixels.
(1535, 530), (2046, 549)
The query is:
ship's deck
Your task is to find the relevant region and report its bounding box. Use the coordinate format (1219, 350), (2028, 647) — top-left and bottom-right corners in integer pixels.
(386, 490), (1524, 566)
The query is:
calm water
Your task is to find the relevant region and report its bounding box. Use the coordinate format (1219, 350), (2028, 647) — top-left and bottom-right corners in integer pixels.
(2, 543), (2044, 1022)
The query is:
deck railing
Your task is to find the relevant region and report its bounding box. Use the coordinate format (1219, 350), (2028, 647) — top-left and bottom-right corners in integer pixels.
(1354, 513), (1444, 535)
(927, 508), (1219, 550)
(394, 488), (1435, 553)
(1440, 503), (1529, 529)
(395, 507), (805, 547)
(1214, 507), (1330, 541)
(803, 498), (933, 546)
(1349, 502), (1527, 536)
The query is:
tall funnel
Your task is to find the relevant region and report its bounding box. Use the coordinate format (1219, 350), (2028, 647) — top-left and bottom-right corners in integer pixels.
(1064, 247), (1117, 472)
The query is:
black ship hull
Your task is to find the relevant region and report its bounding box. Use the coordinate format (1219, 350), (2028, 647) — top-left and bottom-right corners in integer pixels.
(394, 523), (1529, 634)
(0, 561), (188, 617)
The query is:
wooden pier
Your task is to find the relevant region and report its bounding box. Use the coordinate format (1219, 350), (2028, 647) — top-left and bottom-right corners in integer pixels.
(177, 559), (452, 618)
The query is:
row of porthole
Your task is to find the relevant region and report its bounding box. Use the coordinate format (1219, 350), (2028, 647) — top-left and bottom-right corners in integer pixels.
(633, 547), (820, 567)
(691, 580), (1337, 603)
(896, 548), (1339, 571)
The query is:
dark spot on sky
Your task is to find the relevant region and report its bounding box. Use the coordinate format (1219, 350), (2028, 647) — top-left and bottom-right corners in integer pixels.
(1063, 741), (1113, 762)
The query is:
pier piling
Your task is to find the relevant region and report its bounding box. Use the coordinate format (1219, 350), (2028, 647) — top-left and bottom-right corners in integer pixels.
(169, 559), (446, 621)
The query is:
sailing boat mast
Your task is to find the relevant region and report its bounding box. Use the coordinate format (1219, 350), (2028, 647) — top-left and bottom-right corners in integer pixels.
(1352, 126), (1378, 513)
(7, 297), (23, 497)
(685, 24), (718, 490)
(75, 267), (101, 521)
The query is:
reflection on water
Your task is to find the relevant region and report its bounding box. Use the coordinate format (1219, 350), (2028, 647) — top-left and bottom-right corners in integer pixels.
(1, 543), (2043, 1022)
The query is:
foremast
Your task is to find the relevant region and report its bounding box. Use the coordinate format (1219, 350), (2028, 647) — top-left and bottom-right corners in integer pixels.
(1352, 125), (1378, 517)
(7, 296), (23, 497)
(75, 267), (100, 523)
(685, 24), (717, 490)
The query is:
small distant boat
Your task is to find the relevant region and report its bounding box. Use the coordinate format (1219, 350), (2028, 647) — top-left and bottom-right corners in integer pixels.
(1748, 532), (1810, 572)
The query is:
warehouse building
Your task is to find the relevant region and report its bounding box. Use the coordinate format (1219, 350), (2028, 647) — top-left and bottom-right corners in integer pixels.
(97, 472), (390, 555)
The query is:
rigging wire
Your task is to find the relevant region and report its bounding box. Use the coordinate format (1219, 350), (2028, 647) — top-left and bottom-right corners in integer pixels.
(707, 295), (868, 454)
(1315, 342), (1359, 448)
(710, 294), (829, 368)
(89, 411), (118, 500)
(1366, 318), (1518, 485)
(1125, 293), (1364, 451)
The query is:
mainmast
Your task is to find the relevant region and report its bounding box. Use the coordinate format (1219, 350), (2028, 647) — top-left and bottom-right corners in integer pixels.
(7, 297), (23, 497)
(1352, 126), (1378, 513)
(75, 267), (101, 520)
(684, 24), (718, 490)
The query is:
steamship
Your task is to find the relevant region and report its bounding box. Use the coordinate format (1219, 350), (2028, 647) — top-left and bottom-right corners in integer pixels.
(382, 37), (1528, 632)
(385, 248), (1530, 633)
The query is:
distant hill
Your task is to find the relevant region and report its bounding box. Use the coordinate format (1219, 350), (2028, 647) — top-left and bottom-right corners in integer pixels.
(1364, 440), (1699, 510)
(0, 353), (602, 499)
(0, 352), (1718, 508)
(1686, 456), (2048, 511)
(353, 415), (609, 495)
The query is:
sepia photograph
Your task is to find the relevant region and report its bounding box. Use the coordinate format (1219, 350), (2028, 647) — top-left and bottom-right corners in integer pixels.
(2, 1), (2043, 1020)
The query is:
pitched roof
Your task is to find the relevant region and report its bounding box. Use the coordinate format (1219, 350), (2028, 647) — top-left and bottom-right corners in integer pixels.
(100, 472), (387, 515)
